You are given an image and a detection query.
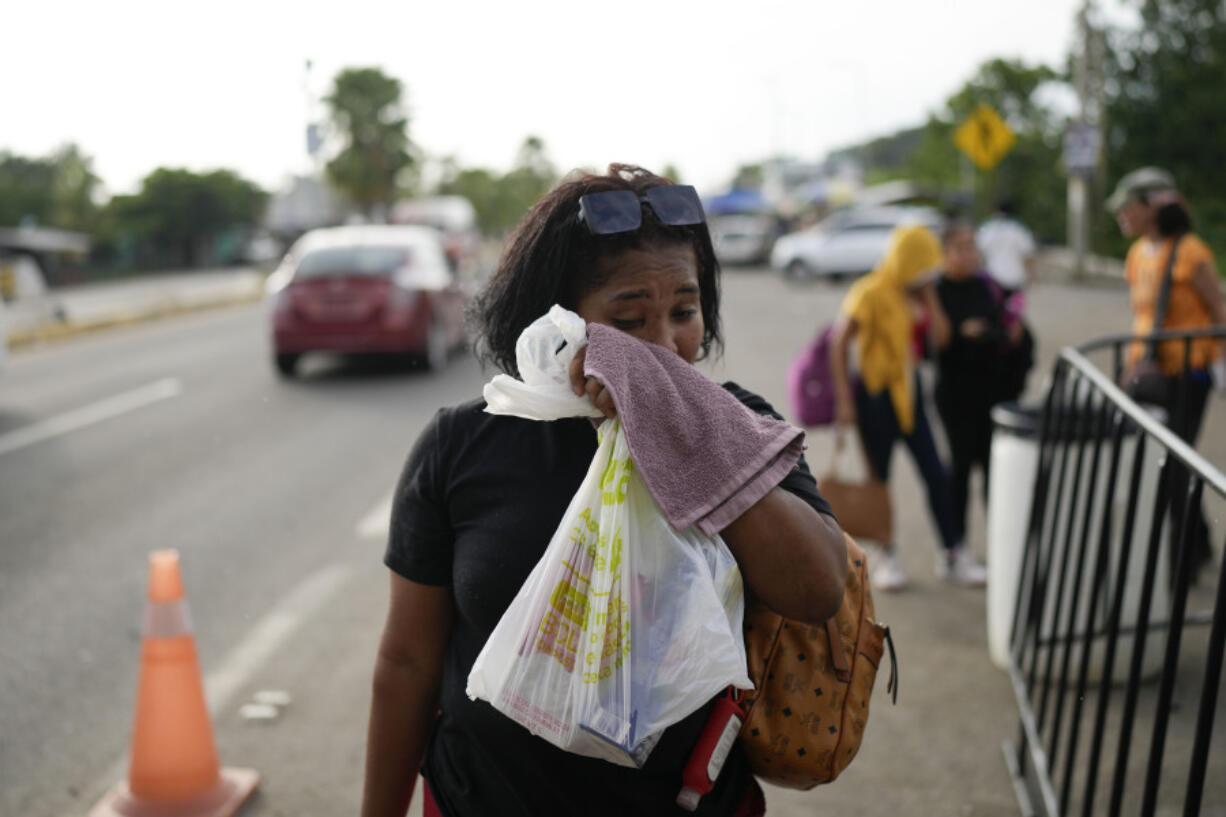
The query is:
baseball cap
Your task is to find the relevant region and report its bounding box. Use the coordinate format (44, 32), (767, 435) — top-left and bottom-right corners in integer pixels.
(1105, 167), (1176, 212)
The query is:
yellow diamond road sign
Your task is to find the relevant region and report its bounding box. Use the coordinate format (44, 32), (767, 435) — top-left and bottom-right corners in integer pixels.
(954, 104), (1016, 171)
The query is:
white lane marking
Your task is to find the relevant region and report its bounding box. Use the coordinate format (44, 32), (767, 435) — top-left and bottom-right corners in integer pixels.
(203, 562), (353, 714)
(66, 562), (354, 817)
(0, 377), (183, 458)
(357, 491), (394, 539)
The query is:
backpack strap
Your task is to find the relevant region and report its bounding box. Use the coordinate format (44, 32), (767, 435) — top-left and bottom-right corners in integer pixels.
(1145, 235), (1183, 361)
(884, 626), (898, 704)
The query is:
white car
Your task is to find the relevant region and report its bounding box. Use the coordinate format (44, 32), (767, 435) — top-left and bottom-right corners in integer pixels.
(710, 213), (778, 266)
(770, 205), (943, 280)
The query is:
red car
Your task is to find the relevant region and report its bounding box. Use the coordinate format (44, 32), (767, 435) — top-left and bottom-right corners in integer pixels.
(266, 225), (468, 376)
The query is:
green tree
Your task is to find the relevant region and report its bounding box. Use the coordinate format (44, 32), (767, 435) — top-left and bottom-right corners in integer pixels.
(49, 144), (102, 233)
(513, 135), (554, 185)
(325, 67), (415, 218)
(0, 144), (100, 231)
(437, 166), (500, 233)
(1104, 0), (1226, 256)
(828, 127), (925, 177)
(490, 136), (557, 232)
(0, 153), (56, 226)
(434, 137), (558, 236)
(732, 163), (764, 190)
(98, 168), (266, 268)
(906, 59), (1067, 241)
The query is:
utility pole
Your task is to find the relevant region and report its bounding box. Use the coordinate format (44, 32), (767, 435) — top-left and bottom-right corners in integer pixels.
(1067, 0), (1106, 280)
(304, 59), (324, 179)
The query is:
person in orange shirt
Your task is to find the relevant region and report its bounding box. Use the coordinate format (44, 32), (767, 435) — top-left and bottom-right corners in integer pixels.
(1110, 167), (1226, 582)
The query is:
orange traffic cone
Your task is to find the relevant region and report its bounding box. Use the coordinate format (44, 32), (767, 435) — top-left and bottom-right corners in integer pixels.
(89, 550), (258, 817)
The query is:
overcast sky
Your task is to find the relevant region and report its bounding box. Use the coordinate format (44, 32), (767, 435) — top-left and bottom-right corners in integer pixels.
(5, 0), (1131, 197)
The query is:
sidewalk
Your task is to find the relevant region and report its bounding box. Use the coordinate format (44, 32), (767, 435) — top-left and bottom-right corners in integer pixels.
(733, 276), (1223, 817)
(2, 267), (266, 349)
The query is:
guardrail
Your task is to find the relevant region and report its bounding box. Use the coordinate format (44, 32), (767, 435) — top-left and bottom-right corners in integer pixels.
(1004, 328), (1226, 817)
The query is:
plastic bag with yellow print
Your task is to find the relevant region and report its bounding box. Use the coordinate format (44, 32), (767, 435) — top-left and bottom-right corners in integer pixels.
(466, 306), (751, 767)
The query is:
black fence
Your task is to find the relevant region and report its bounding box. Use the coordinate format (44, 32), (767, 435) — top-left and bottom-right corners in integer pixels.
(1004, 328), (1226, 817)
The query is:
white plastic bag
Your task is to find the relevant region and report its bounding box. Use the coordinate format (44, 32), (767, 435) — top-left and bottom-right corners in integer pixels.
(467, 307), (752, 767)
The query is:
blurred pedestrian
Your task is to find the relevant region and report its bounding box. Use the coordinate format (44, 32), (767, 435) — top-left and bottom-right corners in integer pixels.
(830, 224), (987, 591)
(932, 222), (1028, 551)
(976, 198), (1037, 314)
(1110, 167), (1226, 583)
(362, 164), (847, 817)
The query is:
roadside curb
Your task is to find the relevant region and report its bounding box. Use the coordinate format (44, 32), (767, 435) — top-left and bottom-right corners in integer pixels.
(6, 288), (265, 350)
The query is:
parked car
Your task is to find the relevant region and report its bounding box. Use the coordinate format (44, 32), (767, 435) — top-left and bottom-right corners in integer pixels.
(709, 213), (779, 266)
(770, 205), (943, 280)
(266, 225), (468, 376)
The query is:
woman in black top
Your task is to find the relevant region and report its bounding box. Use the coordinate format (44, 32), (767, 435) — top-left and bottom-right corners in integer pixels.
(361, 165), (847, 817)
(933, 222), (1025, 546)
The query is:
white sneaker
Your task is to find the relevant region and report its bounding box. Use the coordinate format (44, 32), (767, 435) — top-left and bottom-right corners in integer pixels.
(938, 545), (987, 587)
(872, 550), (908, 592)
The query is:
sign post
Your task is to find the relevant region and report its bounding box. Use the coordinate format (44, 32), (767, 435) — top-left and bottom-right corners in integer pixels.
(1063, 121), (1102, 282)
(953, 104), (1017, 217)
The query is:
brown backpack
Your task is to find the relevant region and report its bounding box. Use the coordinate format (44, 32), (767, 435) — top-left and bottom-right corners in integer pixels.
(737, 533), (896, 788)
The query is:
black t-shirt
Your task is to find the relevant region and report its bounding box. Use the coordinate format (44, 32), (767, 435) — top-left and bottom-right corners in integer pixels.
(385, 382), (833, 817)
(934, 274), (1009, 409)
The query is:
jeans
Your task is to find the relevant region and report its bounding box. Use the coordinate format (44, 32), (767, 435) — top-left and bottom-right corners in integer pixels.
(854, 376), (961, 551)
(935, 386), (995, 546)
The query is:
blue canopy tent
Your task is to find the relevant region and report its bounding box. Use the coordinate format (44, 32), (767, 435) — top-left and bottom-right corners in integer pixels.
(701, 189), (771, 216)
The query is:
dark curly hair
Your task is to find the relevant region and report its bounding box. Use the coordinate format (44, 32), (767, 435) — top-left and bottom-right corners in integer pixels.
(470, 164), (723, 376)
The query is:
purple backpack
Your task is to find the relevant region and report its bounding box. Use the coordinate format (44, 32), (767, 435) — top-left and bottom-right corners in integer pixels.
(786, 324), (837, 427)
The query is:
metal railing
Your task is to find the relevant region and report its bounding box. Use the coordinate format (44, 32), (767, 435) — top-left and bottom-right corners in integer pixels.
(1004, 328), (1226, 817)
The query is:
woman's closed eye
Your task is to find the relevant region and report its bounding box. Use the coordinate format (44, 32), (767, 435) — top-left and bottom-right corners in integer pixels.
(613, 308), (697, 330)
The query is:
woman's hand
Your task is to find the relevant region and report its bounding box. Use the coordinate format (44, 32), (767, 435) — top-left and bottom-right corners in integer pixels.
(920, 281), (953, 350)
(568, 346), (618, 419)
(960, 318), (988, 339)
(829, 317), (859, 426)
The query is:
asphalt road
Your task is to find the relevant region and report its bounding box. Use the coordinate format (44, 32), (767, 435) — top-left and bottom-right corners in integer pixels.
(0, 303), (486, 816)
(2, 270), (1221, 817)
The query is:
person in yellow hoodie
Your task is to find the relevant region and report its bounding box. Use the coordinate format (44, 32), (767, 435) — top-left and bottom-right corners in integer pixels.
(830, 224), (987, 591)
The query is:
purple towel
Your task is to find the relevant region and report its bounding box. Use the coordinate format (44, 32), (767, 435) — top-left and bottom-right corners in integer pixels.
(583, 322), (805, 536)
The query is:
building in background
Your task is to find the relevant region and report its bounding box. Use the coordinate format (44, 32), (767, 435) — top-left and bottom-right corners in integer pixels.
(264, 176), (352, 244)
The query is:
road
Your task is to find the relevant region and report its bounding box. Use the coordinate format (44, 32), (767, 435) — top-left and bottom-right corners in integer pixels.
(1, 303), (484, 816)
(2, 270), (1221, 817)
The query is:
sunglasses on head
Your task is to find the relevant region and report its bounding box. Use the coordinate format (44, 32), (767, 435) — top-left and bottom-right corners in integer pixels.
(576, 184), (706, 236)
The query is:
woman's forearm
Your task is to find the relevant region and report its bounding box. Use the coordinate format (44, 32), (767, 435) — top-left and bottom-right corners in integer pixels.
(830, 319), (855, 405)
(361, 656), (442, 817)
(925, 287), (952, 350)
(362, 577), (450, 817)
(722, 489), (847, 623)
